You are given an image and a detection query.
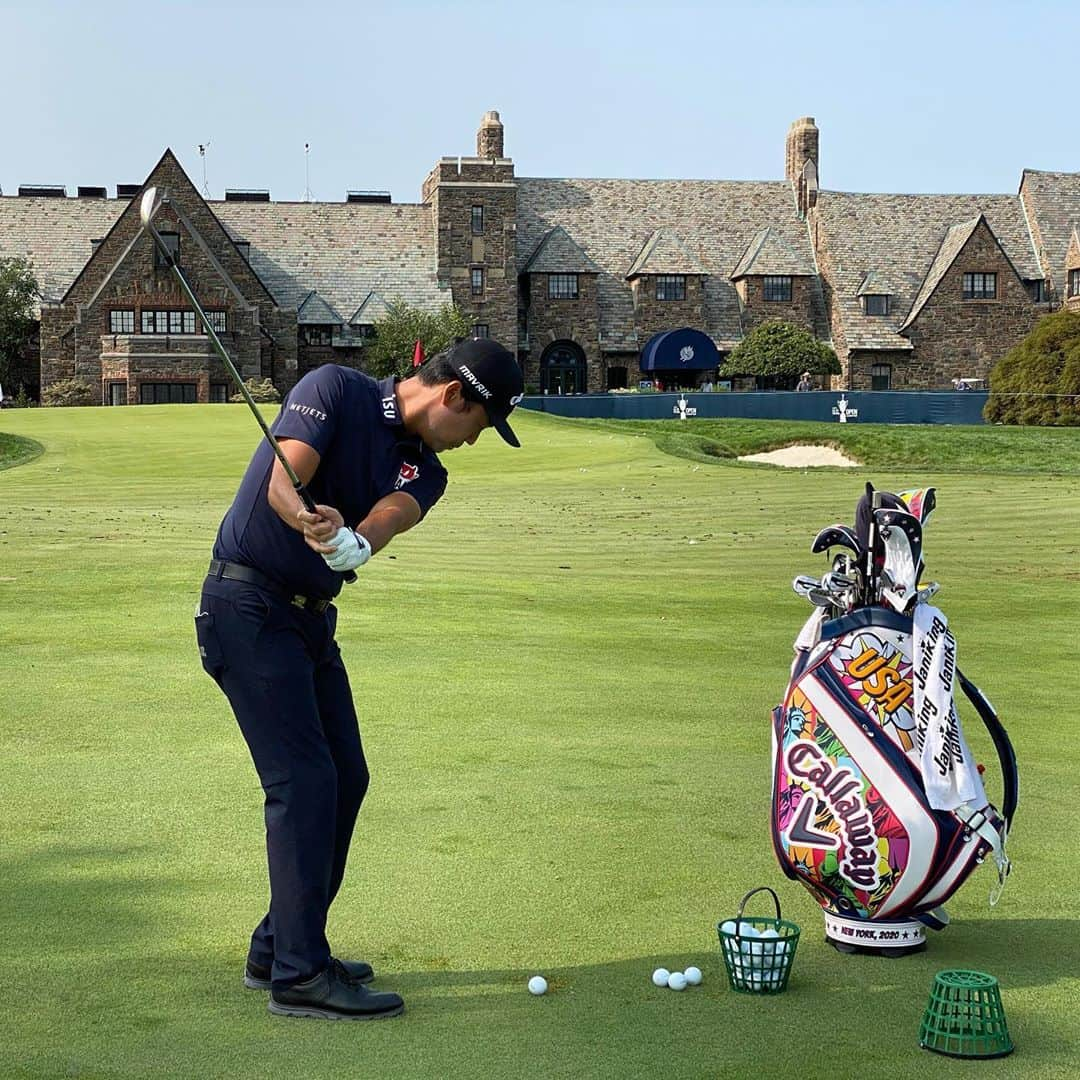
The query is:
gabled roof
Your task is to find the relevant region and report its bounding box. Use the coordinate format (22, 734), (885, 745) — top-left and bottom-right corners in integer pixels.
(856, 270), (901, 296)
(297, 290), (343, 324)
(522, 225), (602, 274)
(349, 290), (390, 324)
(731, 226), (815, 279)
(626, 228), (708, 278)
(899, 217), (981, 330)
(516, 178), (826, 349)
(1020, 169), (1080, 297)
(814, 191), (1042, 351)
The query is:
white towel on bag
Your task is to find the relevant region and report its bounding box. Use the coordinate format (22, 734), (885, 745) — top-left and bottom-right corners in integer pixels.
(912, 604), (988, 811)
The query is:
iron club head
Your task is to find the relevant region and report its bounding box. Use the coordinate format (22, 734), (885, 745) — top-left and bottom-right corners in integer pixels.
(139, 186), (163, 229)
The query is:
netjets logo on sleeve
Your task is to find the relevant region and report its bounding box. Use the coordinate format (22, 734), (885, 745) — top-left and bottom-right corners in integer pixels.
(395, 462), (420, 489)
(289, 402), (328, 421)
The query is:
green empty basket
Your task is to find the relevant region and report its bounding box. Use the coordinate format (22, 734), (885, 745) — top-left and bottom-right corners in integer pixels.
(919, 970), (1014, 1059)
(717, 887), (801, 995)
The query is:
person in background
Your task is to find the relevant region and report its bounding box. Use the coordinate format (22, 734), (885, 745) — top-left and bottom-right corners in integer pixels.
(796, 371), (813, 392)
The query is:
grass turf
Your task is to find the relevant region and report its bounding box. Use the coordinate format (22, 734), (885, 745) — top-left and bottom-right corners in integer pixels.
(1, 405), (1078, 1079)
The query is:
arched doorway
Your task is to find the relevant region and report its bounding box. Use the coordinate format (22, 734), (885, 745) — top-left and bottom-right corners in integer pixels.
(540, 341), (587, 395)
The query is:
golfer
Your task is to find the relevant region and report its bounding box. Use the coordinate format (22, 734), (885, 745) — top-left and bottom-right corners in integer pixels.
(195, 339), (524, 1020)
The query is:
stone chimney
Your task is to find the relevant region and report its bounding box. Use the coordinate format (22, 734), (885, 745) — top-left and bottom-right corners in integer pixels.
(786, 116), (819, 218)
(477, 110), (504, 159)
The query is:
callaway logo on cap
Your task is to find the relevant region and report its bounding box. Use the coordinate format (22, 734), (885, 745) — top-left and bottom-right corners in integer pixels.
(449, 338), (525, 447)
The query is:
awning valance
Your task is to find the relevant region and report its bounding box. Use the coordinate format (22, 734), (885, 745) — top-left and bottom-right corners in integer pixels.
(639, 327), (720, 372)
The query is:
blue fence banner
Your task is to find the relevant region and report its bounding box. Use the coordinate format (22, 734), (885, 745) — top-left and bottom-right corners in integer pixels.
(520, 391), (989, 426)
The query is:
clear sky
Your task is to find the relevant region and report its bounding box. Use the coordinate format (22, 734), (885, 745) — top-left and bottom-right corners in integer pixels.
(3, 0), (1077, 203)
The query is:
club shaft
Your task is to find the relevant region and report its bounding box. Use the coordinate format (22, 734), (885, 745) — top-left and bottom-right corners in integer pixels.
(144, 220), (315, 513)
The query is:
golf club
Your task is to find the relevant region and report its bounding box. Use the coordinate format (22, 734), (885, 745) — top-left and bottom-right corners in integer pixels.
(138, 186), (355, 582)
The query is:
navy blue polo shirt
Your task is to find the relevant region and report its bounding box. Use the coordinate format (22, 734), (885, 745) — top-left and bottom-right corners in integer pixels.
(213, 366), (447, 599)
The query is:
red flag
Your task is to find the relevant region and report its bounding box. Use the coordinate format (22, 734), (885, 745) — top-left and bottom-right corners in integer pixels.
(412, 340), (425, 368)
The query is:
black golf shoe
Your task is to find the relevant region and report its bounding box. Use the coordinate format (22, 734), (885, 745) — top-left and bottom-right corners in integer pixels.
(268, 960), (403, 1021)
(245, 956), (374, 991)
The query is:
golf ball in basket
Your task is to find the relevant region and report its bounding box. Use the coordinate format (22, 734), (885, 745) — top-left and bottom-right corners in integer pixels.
(684, 966), (702, 986)
(667, 971), (688, 991)
(527, 975), (548, 996)
(720, 920), (737, 936)
(652, 967), (670, 987)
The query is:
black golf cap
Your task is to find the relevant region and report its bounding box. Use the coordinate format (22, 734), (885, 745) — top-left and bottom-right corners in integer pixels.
(449, 338), (525, 447)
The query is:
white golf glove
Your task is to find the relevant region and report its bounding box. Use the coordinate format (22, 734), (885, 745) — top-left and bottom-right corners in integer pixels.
(322, 527), (372, 572)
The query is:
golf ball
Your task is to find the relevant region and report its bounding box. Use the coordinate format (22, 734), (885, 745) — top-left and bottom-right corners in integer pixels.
(667, 971), (688, 991)
(684, 966), (702, 986)
(720, 920), (737, 936)
(527, 975), (548, 996)
(651, 967), (670, 987)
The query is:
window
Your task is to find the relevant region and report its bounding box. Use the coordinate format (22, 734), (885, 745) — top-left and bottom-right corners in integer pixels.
(1070, 269), (1080, 298)
(607, 366), (628, 390)
(140, 310), (201, 334)
(155, 231), (180, 270)
(764, 276), (793, 302)
(107, 382), (127, 406)
(548, 273), (578, 299)
(301, 326), (334, 346)
(139, 382), (197, 404)
(471, 205), (484, 235)
(206, 311), (227, 334)
(355, 324), (376, 340)
(871, 363), (892, 391)
(1030, 280), (1047, 303)
(962, 272), (996, 300)
(864, 294), (889, 316)
(473, 324), (489, 339)
(209, 383), (230, 403)
(471, 267), (484, 296)
(656, 275), (686, 301)
(109, 310), (135, 333)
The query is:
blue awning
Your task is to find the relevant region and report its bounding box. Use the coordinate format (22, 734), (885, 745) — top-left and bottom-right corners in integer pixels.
(639, 328), (720, 372)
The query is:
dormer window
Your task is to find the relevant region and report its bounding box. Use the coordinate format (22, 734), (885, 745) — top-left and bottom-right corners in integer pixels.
(962, 272), (996, 300)
(656, 275), (686, 301)
(864, 294), (889, 316)
(548, 273), (579, 300)
(763, 276), (792, 302)
(1069, 270), (1080, 298)
(155, 232), (180, 270)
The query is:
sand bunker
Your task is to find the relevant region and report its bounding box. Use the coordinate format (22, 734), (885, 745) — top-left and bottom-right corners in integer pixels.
(738, 444), (859, 468)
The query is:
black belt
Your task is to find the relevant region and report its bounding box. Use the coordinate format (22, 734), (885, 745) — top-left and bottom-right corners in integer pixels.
(207, 559), (332, 614)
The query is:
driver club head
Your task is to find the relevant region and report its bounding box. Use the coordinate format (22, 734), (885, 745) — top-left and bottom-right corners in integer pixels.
(139, 186), (163, 229)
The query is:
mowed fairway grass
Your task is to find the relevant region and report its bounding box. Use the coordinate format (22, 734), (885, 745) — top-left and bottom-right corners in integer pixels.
(2, 404), (1079, 1079)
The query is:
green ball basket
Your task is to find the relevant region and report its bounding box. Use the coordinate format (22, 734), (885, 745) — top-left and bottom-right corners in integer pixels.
(717, 887), (801, 994)
(919, 970), (1014, 1059)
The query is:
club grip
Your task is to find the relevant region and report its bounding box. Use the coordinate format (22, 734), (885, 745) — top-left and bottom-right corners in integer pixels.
(296, 482), (356, 584)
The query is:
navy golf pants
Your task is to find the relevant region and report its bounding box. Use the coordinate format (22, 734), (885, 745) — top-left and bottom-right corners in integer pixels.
(195, 577), (369, 989)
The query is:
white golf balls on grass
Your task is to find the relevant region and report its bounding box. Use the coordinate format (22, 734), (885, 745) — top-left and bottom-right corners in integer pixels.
(651, 967), (670, 987)
(527, 975), (548, 996)
(667, 971), (688, 991)
(684, 966), (702, 986)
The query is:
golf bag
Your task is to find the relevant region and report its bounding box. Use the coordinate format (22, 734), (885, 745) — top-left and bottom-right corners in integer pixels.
(771, 485), (1018, 954)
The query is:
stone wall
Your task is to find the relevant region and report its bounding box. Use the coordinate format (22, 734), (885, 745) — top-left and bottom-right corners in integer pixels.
(423, 156), (518, 355)
(522, 272), (602, 390)
(900, 219), (1039, 387)
(40, 150), (295, 403)
(735, 275), (817, 334)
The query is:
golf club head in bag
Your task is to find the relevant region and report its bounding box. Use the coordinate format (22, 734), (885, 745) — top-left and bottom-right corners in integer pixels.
(772, 487), (1017, 956)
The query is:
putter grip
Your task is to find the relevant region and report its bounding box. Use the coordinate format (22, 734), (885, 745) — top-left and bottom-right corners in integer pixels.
(296, 482), (357, 585)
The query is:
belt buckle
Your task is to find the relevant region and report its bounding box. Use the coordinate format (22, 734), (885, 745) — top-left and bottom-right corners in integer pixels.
(290, 594), (308, 611)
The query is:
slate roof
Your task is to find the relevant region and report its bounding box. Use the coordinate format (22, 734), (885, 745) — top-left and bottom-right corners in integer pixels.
(899, 217), (981, 331)
(0, 196), (123, 315)
(523, 225), (602, 274)
(296, 290), (343, 324)
(813, 191), (1043, 351)
(1021, 169), (1080, 298)
(731, 226), (815, 279)
(516, 178), (824, 350)
(0, 194), (446, 319)
(626, 229), (709, 278)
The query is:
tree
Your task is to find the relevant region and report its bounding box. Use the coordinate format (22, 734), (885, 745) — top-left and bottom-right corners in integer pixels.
(721, 319), (839, 388)
(0, 257), (39, 389)
(365, 300), (472, 379)
(984, 307), (1080, 426)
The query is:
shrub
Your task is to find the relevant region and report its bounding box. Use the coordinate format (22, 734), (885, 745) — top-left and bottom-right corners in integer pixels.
(41, 378), (95, 407)
(985, 308), (1080, 426)
(230, 378), (280, 404)
(721, 320), (839, 388)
